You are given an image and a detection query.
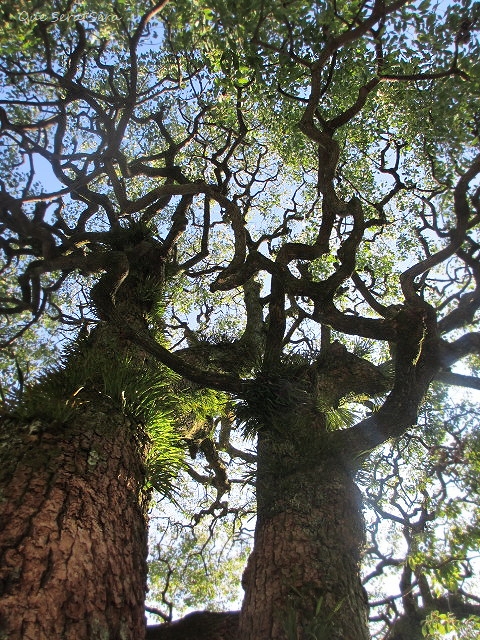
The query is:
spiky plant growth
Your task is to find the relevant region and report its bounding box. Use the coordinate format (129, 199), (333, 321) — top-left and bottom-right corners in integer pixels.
(10, 336), (185, 494)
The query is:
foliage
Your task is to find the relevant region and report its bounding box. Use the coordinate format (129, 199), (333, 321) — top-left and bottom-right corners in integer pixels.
(1, 0), (480, 636)
(0, 317), (60, 407)
(362, 387), (480, 638)
(148, 512), (250, 617)
(422, 611), (480, 639)
(8, 334), (228, 494)
(8, 338), (181, 491)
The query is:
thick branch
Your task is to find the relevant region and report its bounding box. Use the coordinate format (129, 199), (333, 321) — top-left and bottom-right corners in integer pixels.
(336, 307), (437, 462)
(401, 155), (480, 305)
(120, 325), (245, 394)
(438, 332), (480, 367)
(435, 370), (480, 391)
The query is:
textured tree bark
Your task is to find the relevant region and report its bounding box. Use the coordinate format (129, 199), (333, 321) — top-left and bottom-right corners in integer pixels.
(0, 247), (172, 640)
(0, 404), (149, 640)
(239, 428), (370, 640)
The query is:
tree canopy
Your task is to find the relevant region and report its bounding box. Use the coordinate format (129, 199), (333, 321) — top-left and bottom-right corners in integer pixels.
(1, 0), (480, 638)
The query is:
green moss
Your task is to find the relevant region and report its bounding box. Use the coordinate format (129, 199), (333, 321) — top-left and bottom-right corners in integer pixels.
(89, 618), (111, 640)
(87, 448), (101, 469)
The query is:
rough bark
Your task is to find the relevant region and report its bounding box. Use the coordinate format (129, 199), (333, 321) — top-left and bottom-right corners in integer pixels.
(0, 241), (173, 640)
(0, 403), (149, 640)
(239, 428), (369, 640)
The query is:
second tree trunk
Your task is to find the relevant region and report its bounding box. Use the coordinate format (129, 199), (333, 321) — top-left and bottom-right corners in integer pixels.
(239, 428), (369, 640)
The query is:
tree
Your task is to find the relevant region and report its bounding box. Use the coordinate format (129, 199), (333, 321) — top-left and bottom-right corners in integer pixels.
(361, 391), (480, 639)
(1, 0), (480, 638)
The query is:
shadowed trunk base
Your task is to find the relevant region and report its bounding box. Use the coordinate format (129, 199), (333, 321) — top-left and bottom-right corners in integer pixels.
(146, 611), (240, 639)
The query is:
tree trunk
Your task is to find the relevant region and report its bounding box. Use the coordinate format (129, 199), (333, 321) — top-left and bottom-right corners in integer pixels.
(0, 403), (149, 640)
(0, 246), (174, 639)
(239, 427), (369, 640)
